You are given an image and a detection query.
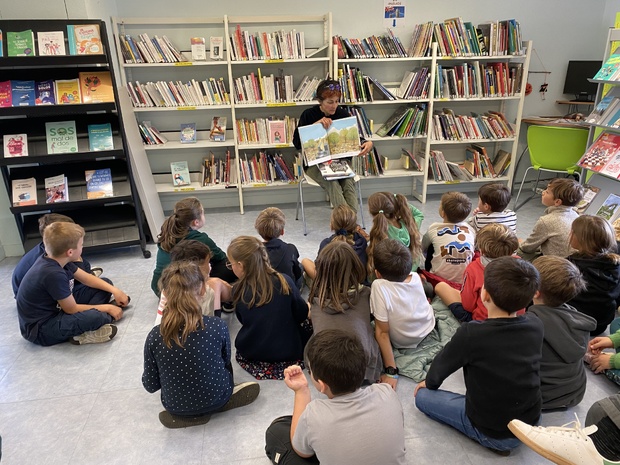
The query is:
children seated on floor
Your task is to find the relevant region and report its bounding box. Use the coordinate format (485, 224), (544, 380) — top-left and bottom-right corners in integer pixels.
(12, 213), (107, 301)
(435, 223), (519, 322)
(228, 236), (310, 380)
(370, 239), (435, 389)
(589, 318), (620, 386)
(467, 182), (517, 233)
(528, 256), (595, 409)
(143, 261), (259, 429)
(16, 222), (129, 346)
(308, 241), (382, 384)
(301, 204), (368, 282)
(566, 214), (620, 336)
(265, 330), (406, 465)
(414, 257), (543, 455)
(422, 191), (475, 287)
(255, 207), (303, 289)
(517, 177), (583, 260)
(154, 240), (231, 324)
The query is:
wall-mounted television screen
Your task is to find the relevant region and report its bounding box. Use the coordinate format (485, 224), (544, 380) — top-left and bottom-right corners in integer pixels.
(563, 60), (602, 101)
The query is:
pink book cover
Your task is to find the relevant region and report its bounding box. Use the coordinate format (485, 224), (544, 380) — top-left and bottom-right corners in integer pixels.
(268, 120), (286, 144)
(0, 81), (12, 107)
(579, 132), (620, 172)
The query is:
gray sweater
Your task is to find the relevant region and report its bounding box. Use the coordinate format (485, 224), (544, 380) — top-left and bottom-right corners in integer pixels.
(520, 206), (578, 257)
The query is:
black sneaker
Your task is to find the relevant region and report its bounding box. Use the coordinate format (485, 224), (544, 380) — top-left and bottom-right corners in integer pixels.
(218, 382), (260, 412)
(158, 410), (211, 429)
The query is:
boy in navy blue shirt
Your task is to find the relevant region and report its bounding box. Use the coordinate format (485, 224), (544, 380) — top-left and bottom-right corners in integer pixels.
(16, 222), (129, 346)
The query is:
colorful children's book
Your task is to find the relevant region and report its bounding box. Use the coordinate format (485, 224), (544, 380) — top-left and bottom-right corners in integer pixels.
(35, 80), (56, 105)
(596, 193), (620, 222)
(45, 174), (69, 203)
(67, 24), (103, 55)
(0, 30), (3, 57)
(11, 80), (35, 106)
(45, 121), (78, 154)
(37, 31), (66, 56)
(575, 184), (601, 214)
(594, 47), (620, 81)
(600, 150), (620, 179)
(579, 132), (620, 172)
(190, 37), (206, 61)
(12, 177), (37, 206)
(6, 30), (35, 56)
(317, 159), (355, 179)
(180, 123), (197, 144)
(88, 123), (114, 151)
(268, 120), (286, 144)
(3, 134), (28, 157)
(209, 117), (226, 141)
(85, 168), (113, 199)
(298, 116), (361, 166)
(0, 81), (11, 107)
(55, 78), (82, 104)
(78, 71), (114, 103)
(170, 161), (191, 186)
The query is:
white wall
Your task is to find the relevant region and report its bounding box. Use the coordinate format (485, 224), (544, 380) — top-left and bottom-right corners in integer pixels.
(0, 0), (616, 255)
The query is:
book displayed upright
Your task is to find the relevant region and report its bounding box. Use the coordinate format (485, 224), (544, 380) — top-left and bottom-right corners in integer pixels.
(36, 31), (66, 56)
(595, 193), (620, 222)
(578, 132), (620, 172)
(67, 24), (103, 55)
(45, 120), (78, 154)
(7, 30), (35, 56)
(575, 184), (601, 214)
(11, 80), (35, 106)
(170, 161), (191, 186)
(35, 80), (56, 105)
(210, 36), (223, 60)
(78, 71), (114, 103)
(209, 117), (226, 141)
(88, 123), (114, 151)
(593, 47), (620, 81)
(12, 177), (37, 206)
(85, 168), (113, 198)
(55, 78), (82, 104)
(190, 37), (206, 61)
(298, 116), (361, 166)
(3, 134), (28, 157)
(45, 174), (69, 203)
(0, 81), (11, 107)
(268, 120), (286, 144)
(180, 123), (197, 144)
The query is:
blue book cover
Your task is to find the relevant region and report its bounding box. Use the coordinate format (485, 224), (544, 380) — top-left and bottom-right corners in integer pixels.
(88, 123), (113, 151)
(180, 123), (197, 143)
(11, 80), (35, 106)
(66, 25), (76, 55)
(85, 168), (113, 199)
(35, 80), (56, 105)
(0, 30), (3, 57)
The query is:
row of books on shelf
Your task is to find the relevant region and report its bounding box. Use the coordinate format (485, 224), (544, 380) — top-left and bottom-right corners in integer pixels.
(0, 72), (114, 107)
(337, 65), (398, 102)
(236, 116), (297, 145)
(3, 121), (114, 157)
(238, 152), (299, 184)
(200, 152), (237, 186)
(435, 61), (523, 99)
(118, 33), (187, 64)
(409, 18), (523, 57)
(12, 168), (113, 207)
(229, 25), (305, 61)
(428, 145), (511, 182)
(375, 105), (428, 138)
(0, 25), (103, 57)
(125, 77), (230, 108)
(233, 71), (321, 104)
(333, 30), (407, 59)
(431, 109), (514, 141)
(139, 117), (228, 146)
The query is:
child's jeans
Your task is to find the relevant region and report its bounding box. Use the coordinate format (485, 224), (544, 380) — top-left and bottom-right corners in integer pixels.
(34, 309), (114, 346)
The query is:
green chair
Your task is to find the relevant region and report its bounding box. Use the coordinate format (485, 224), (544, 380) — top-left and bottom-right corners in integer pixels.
(513, 125), (588, 211)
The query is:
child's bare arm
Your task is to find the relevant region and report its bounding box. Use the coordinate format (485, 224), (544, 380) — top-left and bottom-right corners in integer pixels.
(375, 320), (398, 389)
(301, 258), (316, 280)
(206, 277), (232, 307)
(283, 365), (314, 458)
(57, 295), (123, 321)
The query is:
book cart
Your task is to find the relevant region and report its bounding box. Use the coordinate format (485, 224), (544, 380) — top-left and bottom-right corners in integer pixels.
(0, 19), (149, 257)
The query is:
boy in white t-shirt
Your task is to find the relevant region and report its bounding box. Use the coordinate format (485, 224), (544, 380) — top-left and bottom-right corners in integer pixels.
(371, 239), (435, 389)
(154, 240), (231, 325)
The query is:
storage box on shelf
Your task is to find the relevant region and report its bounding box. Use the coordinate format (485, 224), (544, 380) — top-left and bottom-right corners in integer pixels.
(0, 19), (148, 256)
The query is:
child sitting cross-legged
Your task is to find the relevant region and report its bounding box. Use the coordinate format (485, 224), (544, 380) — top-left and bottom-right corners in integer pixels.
(435, 223), (519, 322)
(414, 257), (543, 455)
(370, 238), (435, 389)
(265, 330), (406, 465)
(467, 182), (517, 233)
(154, 240), (232, 324)
(528, 256), (596, 409)
(309, 241), (382, 384)
(143, 261), (259, 429)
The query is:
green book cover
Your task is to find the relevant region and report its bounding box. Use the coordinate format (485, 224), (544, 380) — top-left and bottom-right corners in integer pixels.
(88, 123), (113, 151)
(7, 30), (35, 56)
(45, 121), (78, 154)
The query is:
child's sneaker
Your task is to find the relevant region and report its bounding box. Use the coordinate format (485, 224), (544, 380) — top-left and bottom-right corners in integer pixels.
(508, 416), (605, 465)
(91, 267), (104, 277)
(219, 382), (260, 412)
(158, 410), (211, 429)
(221, 302), (235, 313)
(70, 324), (117, 345)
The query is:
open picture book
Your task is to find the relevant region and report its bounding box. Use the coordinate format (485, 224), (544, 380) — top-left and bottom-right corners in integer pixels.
(298, 116), (360, 179)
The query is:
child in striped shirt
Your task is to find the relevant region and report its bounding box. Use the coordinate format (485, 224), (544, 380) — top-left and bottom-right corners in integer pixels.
(467, 182), (517, 233)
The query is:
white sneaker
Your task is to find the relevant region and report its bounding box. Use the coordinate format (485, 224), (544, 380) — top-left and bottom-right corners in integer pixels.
(71, 324), (118, 345)
(508, 415), (603, 465)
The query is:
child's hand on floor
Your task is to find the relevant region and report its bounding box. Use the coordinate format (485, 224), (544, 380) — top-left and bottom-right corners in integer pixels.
(591, 353), (613, 374)
(101, 304), (123, 321)
(284, 365), (308, 392)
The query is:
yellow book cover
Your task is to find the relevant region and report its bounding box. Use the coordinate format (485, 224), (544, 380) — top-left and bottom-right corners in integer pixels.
(79, 71), (114, 103)
(55, 78), (82, 104)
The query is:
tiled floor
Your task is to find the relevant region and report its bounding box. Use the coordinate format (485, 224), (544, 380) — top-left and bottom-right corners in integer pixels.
(0, 193), (618, 465)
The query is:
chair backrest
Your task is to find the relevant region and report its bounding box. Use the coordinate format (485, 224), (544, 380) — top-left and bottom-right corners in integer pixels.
(526, 125), (589, 171)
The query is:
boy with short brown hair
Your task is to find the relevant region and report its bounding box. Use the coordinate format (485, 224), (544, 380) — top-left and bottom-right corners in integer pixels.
(16, 222), (130, 346)
(467, 182), (517, 233)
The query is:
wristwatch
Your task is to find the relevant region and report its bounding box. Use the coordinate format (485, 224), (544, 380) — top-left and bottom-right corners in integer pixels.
(384, 366), (399, 376)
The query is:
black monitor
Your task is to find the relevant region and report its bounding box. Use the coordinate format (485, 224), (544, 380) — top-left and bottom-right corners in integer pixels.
(563, 60), (602, 101)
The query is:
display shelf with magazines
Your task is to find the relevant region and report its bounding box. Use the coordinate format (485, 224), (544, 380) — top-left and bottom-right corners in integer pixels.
(0, 19), (149, 257)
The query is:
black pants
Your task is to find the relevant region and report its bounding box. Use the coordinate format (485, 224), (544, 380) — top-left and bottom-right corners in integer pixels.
(265, 416), (319, 465)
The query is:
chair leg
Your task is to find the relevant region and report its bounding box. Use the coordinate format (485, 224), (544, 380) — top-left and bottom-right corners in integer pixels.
(295, 181), (301, 221)
(356, 181), (365, 229)
(299, 181), (307, 236)
(513, 167), (535, 212)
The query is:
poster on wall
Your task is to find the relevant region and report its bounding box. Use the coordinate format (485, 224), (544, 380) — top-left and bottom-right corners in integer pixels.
(384, 1), (406, 28)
